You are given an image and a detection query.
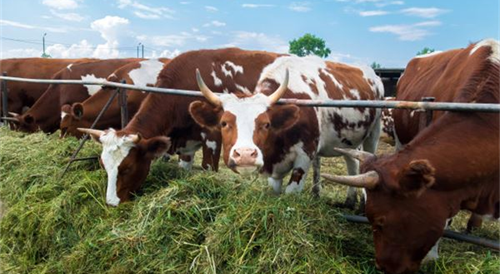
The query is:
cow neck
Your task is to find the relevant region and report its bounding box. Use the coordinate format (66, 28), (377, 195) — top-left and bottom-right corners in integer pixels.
(121, 93), (186, 139)
(24, 83), (61, 131)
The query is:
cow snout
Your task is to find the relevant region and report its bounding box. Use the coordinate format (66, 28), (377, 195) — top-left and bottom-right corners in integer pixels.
(232, 148), (258, 166)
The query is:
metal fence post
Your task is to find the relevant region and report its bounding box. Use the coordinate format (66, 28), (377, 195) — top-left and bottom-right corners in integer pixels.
(422, 97), (435, 126)
(118, 79), (128, 128)
(1, 72), (8, 126)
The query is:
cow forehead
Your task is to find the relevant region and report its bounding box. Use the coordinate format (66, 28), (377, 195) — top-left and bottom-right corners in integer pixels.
(99, 130), (136, 165)
(220, 93), (270, 119)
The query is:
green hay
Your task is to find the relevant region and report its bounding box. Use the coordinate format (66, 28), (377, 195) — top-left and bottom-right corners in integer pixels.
(0, 128), (498, 274)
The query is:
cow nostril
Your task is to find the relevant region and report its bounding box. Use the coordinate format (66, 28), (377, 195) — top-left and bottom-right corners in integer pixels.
(251, 150), (258, 158)
(233, 150), (241, 158)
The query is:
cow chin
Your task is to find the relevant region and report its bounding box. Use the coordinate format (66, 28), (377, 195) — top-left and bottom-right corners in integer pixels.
(234, 165), (261, 175)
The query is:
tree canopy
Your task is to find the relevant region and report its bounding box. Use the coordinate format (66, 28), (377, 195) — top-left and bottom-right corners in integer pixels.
(416, 47), (435, 56)
(289, 33), (331, 58)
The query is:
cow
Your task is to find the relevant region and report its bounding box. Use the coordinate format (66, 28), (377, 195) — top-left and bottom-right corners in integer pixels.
(321, 39), (499, 274)
(77, 48), (286, 206)
(11, 58), (141, 133)
(0, 58), (93, 115)
(380, 97), (395, 145)
(189, 55), (384, 204)
(60, 58), (170, 138)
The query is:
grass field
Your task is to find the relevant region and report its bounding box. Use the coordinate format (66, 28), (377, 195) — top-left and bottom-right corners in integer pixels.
(0, 127), (498, 274)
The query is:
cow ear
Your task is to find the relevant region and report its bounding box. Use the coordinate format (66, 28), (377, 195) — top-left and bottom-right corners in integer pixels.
(72, 103), (84, 119)
(145, 136), (171, 158)
(189, 101), (221, 130)
(269, 105), (300, 132)
(399, 159), (435, 197)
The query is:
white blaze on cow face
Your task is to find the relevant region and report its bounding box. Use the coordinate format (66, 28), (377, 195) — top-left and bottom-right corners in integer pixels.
(81, 74), (106, 96)
(219, 93), (270, 174)
(98, 129), (136, 206)
(128, 59), (165, 86)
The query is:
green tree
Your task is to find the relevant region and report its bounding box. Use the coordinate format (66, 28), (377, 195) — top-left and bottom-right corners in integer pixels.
(41, 53), (52, 58)
(371, 62), (381, 69)
(289, 33), (331, 58)
(416, 47), (435, 56)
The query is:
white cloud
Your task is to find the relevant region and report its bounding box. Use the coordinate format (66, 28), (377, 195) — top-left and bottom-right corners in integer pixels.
(203, 20), (226, 27)
(289, 2), (311, 12)
(150, 49), (182, 59)
(205, 6), (218, 12)
(242, 4), (275, 8)
(90, 16), (130, 58)
(180, 1), (190, 4)
(42, 0), (79, 10)
(1, 48), (42, 59)
(369, 21), (442, 41)
(50, 9), (85, 22)
(359, 10), (389, 16)
(192, 28), (199, 32)
(138, 32), (209, 48)
(117, 0), (175, 19)
(401, 7), (449, 18)
(0, 19), (67, 33)
(46, 40), (94, 58)
(223, 31), (288, 53)
(375, 1), (404, 7)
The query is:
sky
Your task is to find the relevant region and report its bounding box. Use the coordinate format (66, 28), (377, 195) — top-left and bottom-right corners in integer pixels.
(0, 0), (498, 67)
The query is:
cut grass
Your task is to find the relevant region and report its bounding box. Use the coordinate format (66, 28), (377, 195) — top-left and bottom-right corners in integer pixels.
(0, 127), (498, 273)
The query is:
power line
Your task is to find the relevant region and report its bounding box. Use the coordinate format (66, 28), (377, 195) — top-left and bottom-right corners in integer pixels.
(1, 36), (155, 52)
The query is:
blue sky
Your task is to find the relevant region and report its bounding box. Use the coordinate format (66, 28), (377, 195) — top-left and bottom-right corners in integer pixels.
(0, 0), (498, 67)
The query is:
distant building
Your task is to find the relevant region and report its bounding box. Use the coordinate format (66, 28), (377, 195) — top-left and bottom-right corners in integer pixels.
(374, 68), (404, 97)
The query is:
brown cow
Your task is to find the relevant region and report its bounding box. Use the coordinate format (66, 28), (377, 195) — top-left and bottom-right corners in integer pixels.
(78, 48), (286, 206)
(0, 58), (92, 114)
(60, 58), (170, 138)
(189, 55), (383, 202)
(322, 39), (499, 274)
(12, 58), (141, 133)
(380, 97), (395, 145)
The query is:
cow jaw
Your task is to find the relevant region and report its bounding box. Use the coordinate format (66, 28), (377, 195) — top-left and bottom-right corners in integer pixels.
(220, 93), (269, 173)
(99, 129), (136, 206)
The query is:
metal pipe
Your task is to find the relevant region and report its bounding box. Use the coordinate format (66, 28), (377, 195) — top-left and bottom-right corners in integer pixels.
(343, 214), (500, 251)
(1, 72), (8, 127)
(0, 76), (499, 113)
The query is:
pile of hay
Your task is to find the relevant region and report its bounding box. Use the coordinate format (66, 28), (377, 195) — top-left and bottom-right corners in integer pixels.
(0, 128), (498, 273)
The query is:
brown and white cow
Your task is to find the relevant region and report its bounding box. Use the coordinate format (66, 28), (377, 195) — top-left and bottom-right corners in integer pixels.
(379, 97), (395, 145)
(190, 55), (384, 201)
(0, 58), (93, 115)
(322, 39), (499, 274)
(11, 58), (141, 133)
(78, 48), (285, 206)
(60, 58), (170, 138)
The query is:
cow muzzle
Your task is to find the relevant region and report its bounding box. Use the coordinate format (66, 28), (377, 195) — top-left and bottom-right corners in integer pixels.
(228, 147), (261, 174)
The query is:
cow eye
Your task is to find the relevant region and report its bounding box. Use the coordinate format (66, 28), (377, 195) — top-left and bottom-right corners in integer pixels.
(221, 121), (227, 127)
(263, 123), (270, 129)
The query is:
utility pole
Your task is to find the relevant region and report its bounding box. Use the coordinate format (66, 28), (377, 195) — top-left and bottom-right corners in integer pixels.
(137, 43), (141, 58)
(142, 44), (144, 58)
(42, 33), (48, 58)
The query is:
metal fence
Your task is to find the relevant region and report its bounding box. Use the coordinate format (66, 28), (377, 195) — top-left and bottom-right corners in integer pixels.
(0, 75), (499, 251)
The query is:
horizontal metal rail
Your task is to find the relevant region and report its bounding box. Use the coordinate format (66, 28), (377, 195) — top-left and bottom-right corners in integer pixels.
(343, 214), (500, 251)
(1, 76), (499, 112)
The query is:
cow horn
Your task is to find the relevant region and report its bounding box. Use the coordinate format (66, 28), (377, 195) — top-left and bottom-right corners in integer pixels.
(321, 171), (379, 189)
(268, 69), (289, 104)
(77, 128), (105, 138)
(8, 112), (20, 118)
(334, 147), (375, 163)
(196, 68), (221, 106)
(130, 133), (142, 143)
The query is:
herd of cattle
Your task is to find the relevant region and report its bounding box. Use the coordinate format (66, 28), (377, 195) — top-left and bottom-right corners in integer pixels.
(0, 39), (498, 274)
